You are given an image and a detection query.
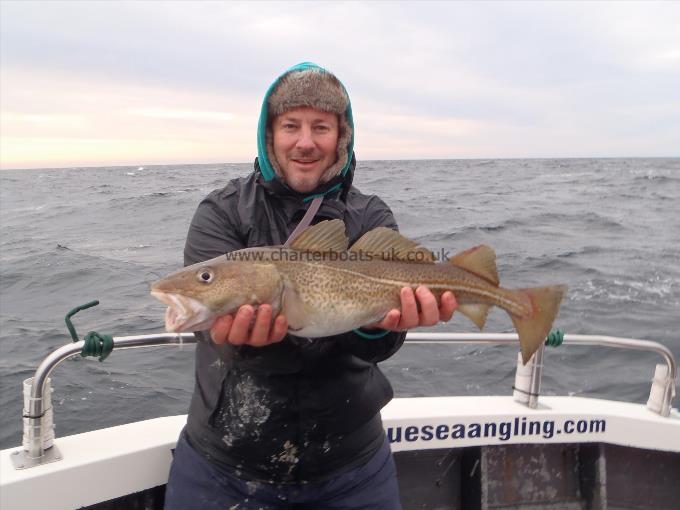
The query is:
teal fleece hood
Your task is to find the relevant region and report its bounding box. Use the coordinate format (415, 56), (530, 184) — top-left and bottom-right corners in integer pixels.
(256, 62), (355, 183)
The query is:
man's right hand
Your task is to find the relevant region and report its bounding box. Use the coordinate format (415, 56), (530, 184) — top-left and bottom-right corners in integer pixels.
(210, 304), (288, 347)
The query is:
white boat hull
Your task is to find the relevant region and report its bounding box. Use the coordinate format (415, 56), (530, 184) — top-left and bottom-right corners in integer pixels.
(2, 395), (679, 509)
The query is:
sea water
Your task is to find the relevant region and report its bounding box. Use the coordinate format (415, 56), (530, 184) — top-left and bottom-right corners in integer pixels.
(1, 158), (678, 448)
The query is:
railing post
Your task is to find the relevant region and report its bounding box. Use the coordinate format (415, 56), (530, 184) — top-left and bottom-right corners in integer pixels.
(528, 343), (545, 409)
(11, 333), (197, 470)
(512, 343), (544, 408)
(647, 363), (676, 417)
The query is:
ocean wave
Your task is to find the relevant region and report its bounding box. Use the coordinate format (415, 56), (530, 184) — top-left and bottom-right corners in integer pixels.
(469, 160), (497, 167)
(650, 192), (674, 201)
(632, 172), (679, 183)
(446, 211), (625, 234)
(1, 204), (47, 213)
(534, 211), (625, 230)
(448, 219), (523, 235)
(521, 257), (600, 274)
(103, 188), (199, 202)
(556, 245), (604, 258)
(570, 274), (679, 306)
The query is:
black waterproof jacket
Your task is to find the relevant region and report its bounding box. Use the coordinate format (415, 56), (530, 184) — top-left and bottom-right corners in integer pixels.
(183, 158), (406, 483)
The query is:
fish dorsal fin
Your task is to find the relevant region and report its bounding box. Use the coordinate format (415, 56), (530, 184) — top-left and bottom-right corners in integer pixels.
(289, 219), (348, 253)
(448, 245), (500, 286)
(349, 227), (436, 264)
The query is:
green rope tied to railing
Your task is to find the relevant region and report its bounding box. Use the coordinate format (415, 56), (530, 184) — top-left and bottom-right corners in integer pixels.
(545, 329), (564, 347)
(65, 300), (114, 361)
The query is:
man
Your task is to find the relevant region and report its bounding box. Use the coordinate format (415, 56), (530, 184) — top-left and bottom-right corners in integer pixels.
(165, 62), (457, 509)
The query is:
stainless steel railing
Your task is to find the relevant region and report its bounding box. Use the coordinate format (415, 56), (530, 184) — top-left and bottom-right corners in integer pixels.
(15, 333), (196, 470)
(11, 331), (677, 470)
(405, 332), (677, 416)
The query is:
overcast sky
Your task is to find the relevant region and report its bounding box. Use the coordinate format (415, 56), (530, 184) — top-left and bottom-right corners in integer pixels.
(1, 0), (679, 169)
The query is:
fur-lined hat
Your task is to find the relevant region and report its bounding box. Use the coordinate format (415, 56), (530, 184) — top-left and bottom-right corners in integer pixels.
(258, 63), (354, 185)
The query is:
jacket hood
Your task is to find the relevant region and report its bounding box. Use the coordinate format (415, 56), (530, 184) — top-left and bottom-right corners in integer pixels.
(256, 62), (355, 193)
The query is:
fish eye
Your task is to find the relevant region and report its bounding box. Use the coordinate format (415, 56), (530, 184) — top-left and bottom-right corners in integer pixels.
(197, 269), (214, 284)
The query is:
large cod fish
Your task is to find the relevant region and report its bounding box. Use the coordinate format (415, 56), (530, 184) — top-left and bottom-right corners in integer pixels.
(151, 220), (567, 363)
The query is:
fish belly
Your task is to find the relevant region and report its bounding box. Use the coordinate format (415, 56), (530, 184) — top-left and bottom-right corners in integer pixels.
(278, 261), (401, 337)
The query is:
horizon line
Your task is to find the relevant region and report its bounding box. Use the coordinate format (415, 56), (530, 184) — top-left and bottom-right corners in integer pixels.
(2, 155), (678, 172)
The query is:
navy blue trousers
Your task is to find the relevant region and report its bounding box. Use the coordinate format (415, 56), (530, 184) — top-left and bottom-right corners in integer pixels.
(164, 432), (402, 509)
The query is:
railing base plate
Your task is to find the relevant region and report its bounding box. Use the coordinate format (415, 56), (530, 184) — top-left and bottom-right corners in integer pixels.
(10, 445), (62, 470)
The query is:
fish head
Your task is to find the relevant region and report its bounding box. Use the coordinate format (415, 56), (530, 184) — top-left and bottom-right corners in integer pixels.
(150, 255), (283, 332)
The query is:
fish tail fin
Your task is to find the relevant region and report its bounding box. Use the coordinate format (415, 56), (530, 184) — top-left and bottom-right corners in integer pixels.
(509, 285), (567, 364)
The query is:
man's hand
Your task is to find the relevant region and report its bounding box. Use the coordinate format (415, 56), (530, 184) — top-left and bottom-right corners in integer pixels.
(210, 304), (288, 347)
(370, 287), (457, 332)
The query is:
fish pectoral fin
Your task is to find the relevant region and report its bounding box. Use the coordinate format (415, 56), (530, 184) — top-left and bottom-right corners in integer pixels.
(289, 219), (348, 253)
(349, 228), (435, 264)
(281, 279), (312, 332)
(457, 304), (491, 330)
(448, 245), (499, 286)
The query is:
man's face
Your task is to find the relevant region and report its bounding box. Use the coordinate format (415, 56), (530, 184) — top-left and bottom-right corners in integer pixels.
(272, 107), (339, 193)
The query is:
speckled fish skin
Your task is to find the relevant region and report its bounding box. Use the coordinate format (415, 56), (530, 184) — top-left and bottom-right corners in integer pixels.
(151, 233), (567, 364)
(267, 251), (529, 336)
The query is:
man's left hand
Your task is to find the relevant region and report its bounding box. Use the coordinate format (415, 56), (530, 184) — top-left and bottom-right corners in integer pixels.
(370, 286), (458, 332)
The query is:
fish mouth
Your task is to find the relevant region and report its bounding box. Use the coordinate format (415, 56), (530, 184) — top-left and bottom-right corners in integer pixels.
(150, 291), (216, 332)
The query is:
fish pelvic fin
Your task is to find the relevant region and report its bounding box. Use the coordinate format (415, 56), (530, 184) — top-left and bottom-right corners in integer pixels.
(349, 227), (436, 263)
(457, 304), (491, 330)
(448, 245), (499, 286)
(510, 284), (568, 364)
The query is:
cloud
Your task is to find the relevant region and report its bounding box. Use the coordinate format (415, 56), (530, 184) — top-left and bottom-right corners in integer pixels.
(1, 0), (679, 168)
(127, 108), (235, 122)
(0, 68), (257, 168)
